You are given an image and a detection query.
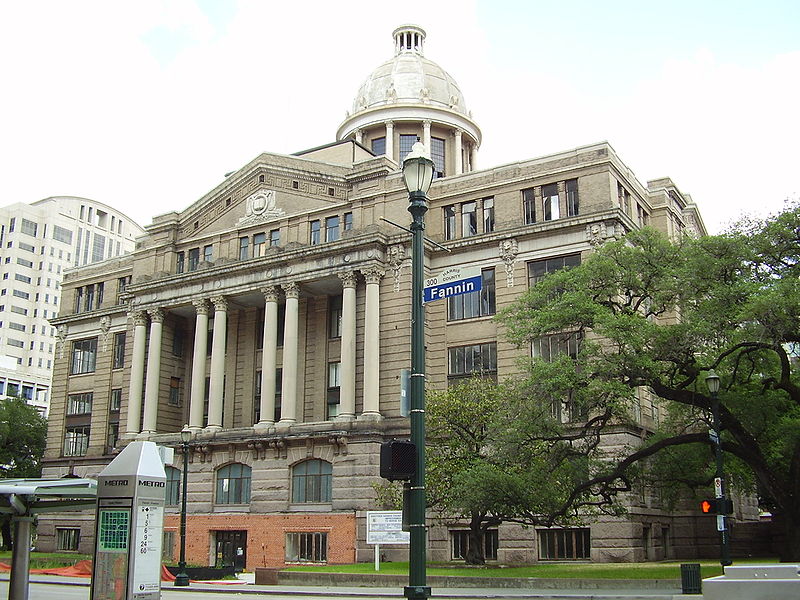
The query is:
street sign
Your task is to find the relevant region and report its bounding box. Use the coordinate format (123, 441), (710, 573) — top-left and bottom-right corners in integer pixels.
(423, 266), (482, 303)
(717, 515), (726, 531)
(714, 477), (723, 497)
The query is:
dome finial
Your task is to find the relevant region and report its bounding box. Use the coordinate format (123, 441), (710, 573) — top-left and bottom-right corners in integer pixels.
(393, 24), (426, 56)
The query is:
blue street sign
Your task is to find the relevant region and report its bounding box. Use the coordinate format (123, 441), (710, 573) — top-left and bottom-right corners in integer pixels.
(423, 266), (482, 303)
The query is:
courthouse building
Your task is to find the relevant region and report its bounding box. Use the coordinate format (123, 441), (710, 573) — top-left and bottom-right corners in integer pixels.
(39, 25), (727, 567)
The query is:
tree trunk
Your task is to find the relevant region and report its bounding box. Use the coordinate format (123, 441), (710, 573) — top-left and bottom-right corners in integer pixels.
(465, 516), (485, 565)
(776, 509), (800, 562)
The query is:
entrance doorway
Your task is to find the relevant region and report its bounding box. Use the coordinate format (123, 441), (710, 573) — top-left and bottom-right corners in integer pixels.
(215, 530), (247, 571)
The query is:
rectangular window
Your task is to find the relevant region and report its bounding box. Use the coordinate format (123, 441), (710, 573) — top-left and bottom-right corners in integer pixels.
(71, 338), (98, 375)
(371, 136), (386, 156)
(269, 229), (280, 246)
(92, 234), (106, 262)
(84, 284), (95, 312)
(325, 216), (339, 242)
(483, 197), (495, 233)
(8, 218), (15, 232)
(239, 236), (249, 260)
(542, 183), (559, 221)
(63, 425), (90, 457)
(188, 248), (200, 271)
(67, 392), (93, 415)
(522, 188), (536, 224)
(327, 362), (341, 419)
(532, 332), (582, 362)
(56, 528), (80, 551)
(203, 244), (213, 263)
(169, 377), (182, 407)
(539, 528), (591, 560)
(399, 134), (417, 164)
(328, 295), (342, 338)
(10, 306), (26, 315)
(527, 254), (581, 285)
(566, 179), (579, 216)
(343, 212), (353, 232)
(172, 327), (184, 357)
(53, 225), (73, 244)
(451, 530), (499, 561)
(176, 252), (185, 274)
(285, 532), (327, 563)
(444, 205), (456, 240)
(431, 136), (445, 178)
(96, 282), (104, 307)
(12, 289), (29, 300)
(113, 332), (126, 369)
(310, 220), (321, 245)
(461, 201), (477, 237)
(117, 276), (131, 304)
(110, 388), (122, 412)
(448, 268), (496, 321)
(8, 322), (25, 331)
(8, 339), (24, 348)
(21, 218), (37, 237)
(16, 257), (33, 268)
(253, 233), (266, 257)
(14, 273), (31, 284)
(448, 342), (497, 382)
(19, 241), (35, 253)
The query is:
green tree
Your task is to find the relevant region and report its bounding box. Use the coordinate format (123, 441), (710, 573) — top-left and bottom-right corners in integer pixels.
(426, 378), (600, 564)
(498, 203), (800, 561)
(0, 396), (47, 549)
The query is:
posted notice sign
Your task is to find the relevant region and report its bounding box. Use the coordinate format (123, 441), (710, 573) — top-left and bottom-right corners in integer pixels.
(423, 266), (482, 303)
(366, 511), (410, 545)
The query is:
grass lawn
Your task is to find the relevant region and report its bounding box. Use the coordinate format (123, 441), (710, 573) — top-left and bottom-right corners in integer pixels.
(0, 551), (91, 569)
(284, 559), (775, 580)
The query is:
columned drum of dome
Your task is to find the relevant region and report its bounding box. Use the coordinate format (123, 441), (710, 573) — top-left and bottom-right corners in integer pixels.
(337, 25), (481, 177)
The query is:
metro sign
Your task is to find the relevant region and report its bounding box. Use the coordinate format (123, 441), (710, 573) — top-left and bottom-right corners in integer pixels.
(423, 266), (482, 303)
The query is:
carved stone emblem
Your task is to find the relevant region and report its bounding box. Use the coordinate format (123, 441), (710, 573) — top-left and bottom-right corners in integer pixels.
(499, 239), (518, 288)
(238, 190), (284, 226)
(387, 244), (406, 291)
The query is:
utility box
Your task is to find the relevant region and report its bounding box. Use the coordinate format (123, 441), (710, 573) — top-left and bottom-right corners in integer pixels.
(703, 564), (800, 600)
(90, 441), (167, 600)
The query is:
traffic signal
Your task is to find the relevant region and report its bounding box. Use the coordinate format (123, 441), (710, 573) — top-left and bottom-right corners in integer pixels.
(700, 499), (734, 514)
(380, 439), (416, 481)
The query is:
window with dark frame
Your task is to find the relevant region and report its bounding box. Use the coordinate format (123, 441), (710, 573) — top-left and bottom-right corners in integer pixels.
(188, 248), (200, 271)
(253, 232), (266, 257)
(203, 244), (213, 263)
(522, 188), (536, 224)
(447, 342), (497, 383)
(285, 532), (327, 563)
(566, 179), (579, 217)
(542, 183), (559, 221)
(67, 392), (93, 415)
(461, 201), (477, 236)
(291, 459), (332, 503)
(325, 216), (340, 242)
(269, 229), (280, 246)
(176, 252), (185, 273)
(56, 528), (80, 551)
(328, 295), (342, 339)
(527, 254), (581, 286)
(444, 205), (456, 240)
(113, 332), (126, 369)
(215, 463), (251, 504)
(431, 136), (445, 178)
(371, 136), (386, 156)
(399, 134), (417, 164)
(451, 529), (498, 561)
(63, 425), (90, 457)
(538, 528), (591, 560)
(483, 197), (495, 233)
(327, 362), (341, 419)
(310, 220), (321, 245)
(169, 377), (182, 407)
(239, 236), (249, 260)
(70, 338), (97, 375)
(165, 466), (181, 505)
(343, 212), (353, 232)
(447, 268), (496, 321)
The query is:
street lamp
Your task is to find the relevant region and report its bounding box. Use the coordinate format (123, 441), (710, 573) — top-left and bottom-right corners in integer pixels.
(402, 141), (434, 600)
(705, 370), (732, 567)
(174, 424), (192, 586)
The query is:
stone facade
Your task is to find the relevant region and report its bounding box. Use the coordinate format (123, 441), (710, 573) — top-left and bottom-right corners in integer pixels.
(38, 25), (737, 569)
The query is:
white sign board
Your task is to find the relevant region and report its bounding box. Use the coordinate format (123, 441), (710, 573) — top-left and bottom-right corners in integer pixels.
(714, 477), (723, 497)
(366, 511), (410, 545)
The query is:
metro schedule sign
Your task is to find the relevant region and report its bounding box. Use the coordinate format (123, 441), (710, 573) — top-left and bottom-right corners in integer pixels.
(423, 266), (482, 303)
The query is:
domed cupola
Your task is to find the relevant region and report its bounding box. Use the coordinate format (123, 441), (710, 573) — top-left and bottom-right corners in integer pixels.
(337, 25), (482, 177)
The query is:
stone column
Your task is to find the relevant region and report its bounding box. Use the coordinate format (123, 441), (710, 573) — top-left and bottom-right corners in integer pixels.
(470, 143), (478, 171)
(207, 296), (227, 429)
(454, 129), (463, 175)
(189, 299), (209, 430)
(337, 272), (357, 421)
(257, 286), (280, 428)
(423, 120), (432, 155)
(279, 282), (300, 425)
(355, 129), (363, 144)
(361, 268), (384, 418)
(385, 121), (394, 163)
(142, 308), (164, 434)
(125, 311), (148, 435)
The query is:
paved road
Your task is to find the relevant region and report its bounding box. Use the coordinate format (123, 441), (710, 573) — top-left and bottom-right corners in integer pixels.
(0, 577), (693, 600)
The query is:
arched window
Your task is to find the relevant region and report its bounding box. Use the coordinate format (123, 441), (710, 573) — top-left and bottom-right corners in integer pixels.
(291, 459), (332, 503)
(165, 466), (181, 505)
(215, 463), (251, 504)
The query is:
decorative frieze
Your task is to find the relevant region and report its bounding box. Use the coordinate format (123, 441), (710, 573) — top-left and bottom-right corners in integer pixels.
(499, 238), (519, 287)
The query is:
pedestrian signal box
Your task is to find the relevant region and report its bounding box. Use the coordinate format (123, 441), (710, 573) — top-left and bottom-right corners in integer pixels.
(700, 499), (734, 514)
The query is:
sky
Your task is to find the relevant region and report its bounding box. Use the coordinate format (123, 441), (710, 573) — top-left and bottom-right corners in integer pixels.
(1, 0), (798, 233)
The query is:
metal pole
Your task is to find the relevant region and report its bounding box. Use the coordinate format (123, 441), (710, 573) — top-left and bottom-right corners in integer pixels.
(9, 516), (33, 600)
(405, 189), (431, 600)
(711, 391), (732, 567)
(175, 441), (190, 586)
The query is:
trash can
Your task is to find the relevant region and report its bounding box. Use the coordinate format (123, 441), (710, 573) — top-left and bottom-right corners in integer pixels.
(681, 563), (702, 594)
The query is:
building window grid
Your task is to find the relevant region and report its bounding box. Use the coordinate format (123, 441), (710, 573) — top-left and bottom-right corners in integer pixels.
(451, 530), (499, 561)
(63, 425), (90, 457)
(483, 197), (495, 233)
(215, 463), (251, 504)
(325, 216), (340, 242)
(461, 201), (477, 237)
(448, 268), (496, 321)
(309, 220), (321, 245)
(527, 254), (582, 286)
(253, 233), (266, 257)
(239, 236), (249, 260)
(165, 466), (181, 505)
(291, 459), (332, 503)
(70, 338), (98, 375)
(67, 392), (93, 416)
(539, 528), (591, 560)
(565, 179), (579, 216)
(285, 532), (327, 563)
(371, 136), (386, 156)
(399, 134), (417, 164)
(56, 528), (80, 551)
(444, 205), (456, 240)
(431, 136), (445, 178)
(448, 342), (498, 381)
(269, 229), (280, 246)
